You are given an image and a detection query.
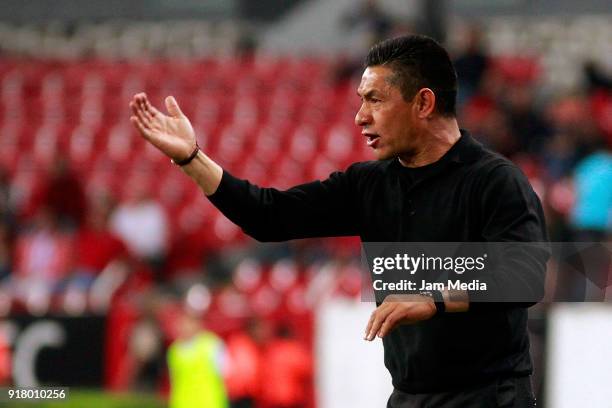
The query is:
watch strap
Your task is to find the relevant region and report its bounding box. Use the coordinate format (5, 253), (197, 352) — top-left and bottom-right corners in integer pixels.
(171, 143), (200, 166)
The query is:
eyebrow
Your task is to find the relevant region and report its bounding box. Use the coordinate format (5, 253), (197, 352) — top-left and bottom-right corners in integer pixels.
(357, 90), (380, 99)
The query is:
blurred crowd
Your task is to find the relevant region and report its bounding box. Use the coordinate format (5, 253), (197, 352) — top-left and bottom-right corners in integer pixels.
(0, 6), (611, 406)
(452, 25), (611, 243)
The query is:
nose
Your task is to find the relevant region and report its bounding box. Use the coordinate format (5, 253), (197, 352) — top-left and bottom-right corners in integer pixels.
(355, 102), (372, 127)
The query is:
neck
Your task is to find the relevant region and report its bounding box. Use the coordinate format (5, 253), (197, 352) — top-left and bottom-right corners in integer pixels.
(398, 117), (461, 168)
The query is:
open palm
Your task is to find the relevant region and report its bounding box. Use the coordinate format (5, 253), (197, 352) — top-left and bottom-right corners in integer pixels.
(130, 93), (196, 161)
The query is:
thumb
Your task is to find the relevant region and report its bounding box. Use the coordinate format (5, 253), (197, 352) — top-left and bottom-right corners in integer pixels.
(165, 96), (183, 118)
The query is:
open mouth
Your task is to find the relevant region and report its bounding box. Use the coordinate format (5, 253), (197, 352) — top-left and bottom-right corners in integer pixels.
(364, 133), (380, 147)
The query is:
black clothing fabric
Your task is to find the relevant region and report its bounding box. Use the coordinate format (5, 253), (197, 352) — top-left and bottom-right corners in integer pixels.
(208, 130), (549, 393)
(387, 376), (536, 408)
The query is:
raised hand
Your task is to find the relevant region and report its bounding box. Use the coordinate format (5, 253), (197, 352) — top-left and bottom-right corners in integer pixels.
(129, 93), (196, 162)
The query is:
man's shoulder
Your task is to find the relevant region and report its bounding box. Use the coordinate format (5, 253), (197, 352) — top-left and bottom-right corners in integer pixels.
(457, 131), (523, 178)
(470, 146), (526, 180)
(467, 147), (538, 203)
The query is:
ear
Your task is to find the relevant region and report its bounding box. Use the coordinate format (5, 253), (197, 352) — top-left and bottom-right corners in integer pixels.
(414, 88), (436, 119)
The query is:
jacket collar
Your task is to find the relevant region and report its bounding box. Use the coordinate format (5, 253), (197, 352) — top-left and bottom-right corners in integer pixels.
(391, 129), (483, 169)
(446, 129), (483, 164)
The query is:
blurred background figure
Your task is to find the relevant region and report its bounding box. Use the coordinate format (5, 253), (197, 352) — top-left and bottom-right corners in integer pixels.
(453, 23), (489, 104)
(226, 318), (268, 408)
(110, 175), (169, 280)
(570, 137), (612, 242)
(342, 0), (394, 46)
(62, 194), (127, 312)
(30, 154), (86, 231)
(258, 324), (312, 408)
(0, 168), (14, 287)
(0, 220), (12, 284)
(167, 306), (228, 408)
(0, 327), (10, 385)
(11, 206), (73, 313)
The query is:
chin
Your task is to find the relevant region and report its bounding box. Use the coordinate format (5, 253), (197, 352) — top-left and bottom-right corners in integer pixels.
(372, 148), (394, 161)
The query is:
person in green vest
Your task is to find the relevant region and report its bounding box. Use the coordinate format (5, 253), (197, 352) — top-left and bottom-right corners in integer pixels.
(167, 307), (228, 408)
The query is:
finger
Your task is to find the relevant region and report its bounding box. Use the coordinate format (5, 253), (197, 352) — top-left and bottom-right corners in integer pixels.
(367, 303), (394, 341)
(132, 96), (158, 126)
(132, 92), (144, 103)
(137, 95), (151, 115)
(165, 95), (183, 118)
(378, 309), (404, 338)
(130, 101), (147, 122)
(144, 98), (165, 119)
(135, 92), (149, 109)
(131, 116), (151, 138)
(140, 101), (155, 124)
(134, 93), (159, 118)
(365, 302), (392, 338)
(366, 303), (390, 341)
(365, 311), (376, 340)
(132, 102), (153, 129)
(141, 96), (157, 115)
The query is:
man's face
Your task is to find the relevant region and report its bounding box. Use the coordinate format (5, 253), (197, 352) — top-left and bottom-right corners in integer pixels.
(355, 65), (420, 161)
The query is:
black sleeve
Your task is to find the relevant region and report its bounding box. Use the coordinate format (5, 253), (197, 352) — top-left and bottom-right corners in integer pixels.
(207, 166), (360, 242)
(469, 164), (550, 308)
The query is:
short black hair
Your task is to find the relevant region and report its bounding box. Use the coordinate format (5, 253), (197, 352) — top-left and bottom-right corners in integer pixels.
(365, 35), (457, 117)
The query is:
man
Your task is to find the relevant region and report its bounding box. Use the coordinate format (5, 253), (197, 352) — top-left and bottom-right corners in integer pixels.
(130, 35), (548, 407)
(167, 307), (228, 408)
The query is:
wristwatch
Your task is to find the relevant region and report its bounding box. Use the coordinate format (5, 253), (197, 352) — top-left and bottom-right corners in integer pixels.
(419, 290), (446, 313)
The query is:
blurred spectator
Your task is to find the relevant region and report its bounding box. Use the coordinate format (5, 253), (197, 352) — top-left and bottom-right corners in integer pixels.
(165, 207), (213, 290)
(590, 89), (612, 146)
(453, 24), (489, 103)
(342, 0), (394, 46)
(0, 222), (12, 283)
(258, 325), (312, 408)
(584, 61), (612, 93)
(226, 319), (269, 408)
(70, 195), (127, 290)
(32, 155), (86, 230)
(110, 176), (168, 278)
(504, 85), (551, 154)
(570, 147), (612, 239)
(58, 193), (129, 314)
(129, 316), (164, 391)
(11, 207), (73, 312)
(334, 0), (397, 83)
(0, 328), (9, 385)
(544, 94), (602, 180)
(551, 137), (611, 302)
(167, 308), (229, 408)
(0, 168), (15, 283)
(542, 131), (578, 181)
(0, 168), (15, 224)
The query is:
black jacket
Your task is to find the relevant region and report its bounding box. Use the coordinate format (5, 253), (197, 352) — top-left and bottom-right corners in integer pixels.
(208, 130), (549, 393)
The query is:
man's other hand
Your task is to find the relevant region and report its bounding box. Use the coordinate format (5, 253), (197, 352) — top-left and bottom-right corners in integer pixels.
(129, 93), (196, 162)
(364, 294), (436, 341)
